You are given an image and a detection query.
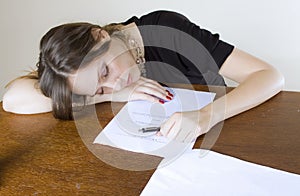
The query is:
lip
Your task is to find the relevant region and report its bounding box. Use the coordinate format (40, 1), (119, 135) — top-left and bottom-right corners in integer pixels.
(126, 74), (132, 86)
(95, 86), (103, 95)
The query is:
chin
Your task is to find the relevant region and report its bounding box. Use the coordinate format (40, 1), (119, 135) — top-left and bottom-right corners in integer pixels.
(124, 65), (141, 86)
(133, 73), (141, 83)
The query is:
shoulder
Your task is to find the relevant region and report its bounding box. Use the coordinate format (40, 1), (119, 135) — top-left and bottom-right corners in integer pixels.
(122, 10), (190, 27)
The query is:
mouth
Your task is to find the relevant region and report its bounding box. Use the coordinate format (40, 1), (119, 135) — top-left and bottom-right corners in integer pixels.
(95, 87), (103, 95)
(126, 74), (132, 86)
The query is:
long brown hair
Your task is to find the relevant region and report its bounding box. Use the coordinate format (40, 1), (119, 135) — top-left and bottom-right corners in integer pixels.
(36, 22), (123, 120)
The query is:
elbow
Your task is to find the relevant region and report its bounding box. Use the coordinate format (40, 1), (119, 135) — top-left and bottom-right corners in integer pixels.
(2, 90), (16, 113)
(260, 68), (285, 101)
(272, 68), (285, 93)
(2, 79), (52, 114)
(2, 90), (25, 114)
(2, 91), (52, 114)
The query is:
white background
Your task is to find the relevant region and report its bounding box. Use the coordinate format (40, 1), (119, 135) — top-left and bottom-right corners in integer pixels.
(1, 0), (299, 100)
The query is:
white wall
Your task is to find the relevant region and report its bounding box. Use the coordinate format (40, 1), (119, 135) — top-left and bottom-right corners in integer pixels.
(1, 0), (299, 101)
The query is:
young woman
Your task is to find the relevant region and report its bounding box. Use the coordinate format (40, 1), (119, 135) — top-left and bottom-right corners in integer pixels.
(3, 10), (284, 141)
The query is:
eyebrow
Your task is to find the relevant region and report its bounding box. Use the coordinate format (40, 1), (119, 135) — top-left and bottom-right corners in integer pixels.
(82, 40), (111, 65)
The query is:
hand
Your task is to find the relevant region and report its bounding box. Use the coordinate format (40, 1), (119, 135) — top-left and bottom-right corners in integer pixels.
(158, 109), (211, 143)
(111, 77), (172, 103)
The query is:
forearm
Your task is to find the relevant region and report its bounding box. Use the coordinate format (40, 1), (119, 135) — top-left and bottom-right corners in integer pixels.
(206, 68), (285, 130)
(85, 94), (112, 105)
(3, 78), (52, 114)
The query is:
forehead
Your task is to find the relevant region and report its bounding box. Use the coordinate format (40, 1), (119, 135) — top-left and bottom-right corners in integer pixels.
(74, 37), (127, 70)
(103, 37), (129, 62)
(67, 37), (130, 94)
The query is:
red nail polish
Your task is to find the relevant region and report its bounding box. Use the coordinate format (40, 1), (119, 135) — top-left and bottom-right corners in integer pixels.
(159, 99), (165, 104)
(166, 90), (174, 97)
(166, 96), (172, 100)
(167, 92), (174, 97)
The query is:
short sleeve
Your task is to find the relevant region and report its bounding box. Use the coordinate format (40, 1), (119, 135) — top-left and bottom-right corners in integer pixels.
(123, 10), (234, 68)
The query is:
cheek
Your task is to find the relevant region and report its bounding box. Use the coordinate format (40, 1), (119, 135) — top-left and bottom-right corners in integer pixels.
(116, 53), (137, 71)
(109, 58), (133, 78)
(130, 65), (141, 82)
(69, 73), (98, 96)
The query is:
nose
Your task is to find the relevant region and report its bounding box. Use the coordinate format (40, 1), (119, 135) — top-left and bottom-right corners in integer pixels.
(101, 77), (126, 94)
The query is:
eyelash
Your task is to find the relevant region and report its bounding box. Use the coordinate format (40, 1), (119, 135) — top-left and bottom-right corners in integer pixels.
(103, 66), (109, 78)
(98, 65), (109, 94)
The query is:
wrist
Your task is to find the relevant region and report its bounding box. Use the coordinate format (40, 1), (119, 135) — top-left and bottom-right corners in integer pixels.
(201, 100), (226, 132)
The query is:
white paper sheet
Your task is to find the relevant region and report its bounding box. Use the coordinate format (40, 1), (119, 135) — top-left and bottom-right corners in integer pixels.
(94, 88), (215, 159)
(141, 149), (300, 196)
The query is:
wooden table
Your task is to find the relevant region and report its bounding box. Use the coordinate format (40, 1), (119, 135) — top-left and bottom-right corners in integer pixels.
(0, 86), (299, 195)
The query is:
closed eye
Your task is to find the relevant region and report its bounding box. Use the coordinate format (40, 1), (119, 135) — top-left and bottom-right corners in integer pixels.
(102, 65), (109, 79)
(96, 65), (109, 95)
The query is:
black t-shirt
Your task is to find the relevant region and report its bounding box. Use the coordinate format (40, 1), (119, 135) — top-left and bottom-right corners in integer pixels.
(123, 10), (234, 86)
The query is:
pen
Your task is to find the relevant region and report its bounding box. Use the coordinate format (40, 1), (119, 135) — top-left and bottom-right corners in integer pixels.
(139, 127), (160, 133)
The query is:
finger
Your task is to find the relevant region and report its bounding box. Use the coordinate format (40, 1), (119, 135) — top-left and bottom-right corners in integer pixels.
(160, 115), (182, 140)
(139, 81), (167, 95)
(174, 127), (187, 142)
(169, 124), (196, 143)
(137, 78), (175, 101)
(131, 86), (169, 102)
(140, 77), (167, 93)
(133, 78), (165, 94)
(182, 131), (197, 143)
(141, 85), (173, 102)
(184, 125), (201, 143)
(159, 117), (176, 136)
(167, 125), (181, 141)
(127, 89), (167, 104)
(129, 92), (163, 103)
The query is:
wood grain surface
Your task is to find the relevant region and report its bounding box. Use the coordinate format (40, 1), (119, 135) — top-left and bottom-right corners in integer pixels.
(0, 85), (299, 195)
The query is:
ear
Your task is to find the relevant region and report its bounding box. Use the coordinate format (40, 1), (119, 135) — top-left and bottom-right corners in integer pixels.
(91, 28), (101, 40)
(99, 29), (110, 40)
(91, 28), (110, 42)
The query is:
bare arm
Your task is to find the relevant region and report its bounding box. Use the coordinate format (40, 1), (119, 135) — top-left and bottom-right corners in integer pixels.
(159, 48), (285, 141)
(2, 77), (168, 115)
(3, 78), (52, 114)
(209, 48), (285, 124)
(2, 78), (112, 114)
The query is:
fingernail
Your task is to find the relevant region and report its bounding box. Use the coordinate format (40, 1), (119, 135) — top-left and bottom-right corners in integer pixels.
(159, 99), (165, 104)
(167, 92), (174, 97)
(166, 96), (172, 100)
(166, 90), (173, 97)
